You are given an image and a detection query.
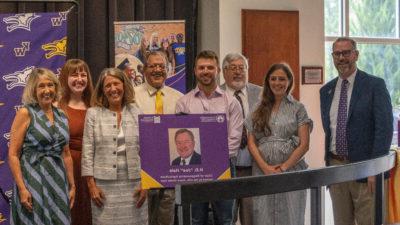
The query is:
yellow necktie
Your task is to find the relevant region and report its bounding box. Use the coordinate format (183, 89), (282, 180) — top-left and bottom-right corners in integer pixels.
(155, 90), (163, 114)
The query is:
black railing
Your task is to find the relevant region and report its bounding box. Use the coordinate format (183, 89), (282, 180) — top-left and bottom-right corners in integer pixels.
(175, 151), (396, 225)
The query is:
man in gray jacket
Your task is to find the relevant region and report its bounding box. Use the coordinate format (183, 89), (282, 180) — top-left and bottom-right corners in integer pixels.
(221, 53), (262, 225)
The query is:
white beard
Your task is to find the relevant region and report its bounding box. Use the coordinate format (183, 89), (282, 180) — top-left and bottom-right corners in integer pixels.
(230, 80), (246, 90)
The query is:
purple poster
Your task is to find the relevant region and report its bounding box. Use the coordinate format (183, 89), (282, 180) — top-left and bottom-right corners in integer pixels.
(0, 12), (67, 224)
(139, 114), (231, 189)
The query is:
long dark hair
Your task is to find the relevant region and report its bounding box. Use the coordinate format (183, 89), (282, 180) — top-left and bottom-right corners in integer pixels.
(252, 63), (294, 135)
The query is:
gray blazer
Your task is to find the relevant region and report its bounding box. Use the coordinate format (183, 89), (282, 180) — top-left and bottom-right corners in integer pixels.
(221, 83), (262, 166)
(246, 83), (263, 113)
(82, 103), (142, 180)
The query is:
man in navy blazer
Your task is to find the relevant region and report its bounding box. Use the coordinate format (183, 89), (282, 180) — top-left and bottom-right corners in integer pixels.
(171, 128), (201, 166)
(320, 37), (393, 225)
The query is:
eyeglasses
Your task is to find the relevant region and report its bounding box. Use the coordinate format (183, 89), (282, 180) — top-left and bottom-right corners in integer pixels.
(226, 65), (246, 72)
(147, 64), (166, 70)
(331, 49), (354, 58)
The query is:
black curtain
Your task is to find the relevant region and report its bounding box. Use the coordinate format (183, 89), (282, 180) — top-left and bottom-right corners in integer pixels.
(0, 0), (198, 91)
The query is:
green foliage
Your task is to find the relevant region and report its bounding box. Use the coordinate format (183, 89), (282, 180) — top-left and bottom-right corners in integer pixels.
(349, 0), (396, 38)
(325, 42), (335, 82)
(357, 44), (400, 108)
(324, 0), (340, 36)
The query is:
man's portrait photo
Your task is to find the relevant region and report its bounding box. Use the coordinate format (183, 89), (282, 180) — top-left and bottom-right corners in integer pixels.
(169, 128), (201, 166)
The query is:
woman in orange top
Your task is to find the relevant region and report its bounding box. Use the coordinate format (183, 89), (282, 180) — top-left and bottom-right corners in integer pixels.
(59, 59), (94, 225)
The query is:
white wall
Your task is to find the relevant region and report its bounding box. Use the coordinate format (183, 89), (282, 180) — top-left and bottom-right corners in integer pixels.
(198, 2), (330, 224)
(199, 0), (326, 169)
(197, 0), (220, 54)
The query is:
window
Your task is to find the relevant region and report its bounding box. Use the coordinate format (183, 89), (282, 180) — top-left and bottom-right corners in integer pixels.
(325, 0), (400, 146)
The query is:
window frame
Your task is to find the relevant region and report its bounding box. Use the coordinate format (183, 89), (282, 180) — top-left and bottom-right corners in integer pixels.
(325, 0), (400, 44)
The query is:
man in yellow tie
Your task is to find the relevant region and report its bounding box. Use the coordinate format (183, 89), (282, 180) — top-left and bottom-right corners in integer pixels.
(133, 51), (183, 225)
(155, 88), (163, 114)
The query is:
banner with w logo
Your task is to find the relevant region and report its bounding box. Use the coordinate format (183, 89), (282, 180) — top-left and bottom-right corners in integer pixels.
(0, 11), (67, 225)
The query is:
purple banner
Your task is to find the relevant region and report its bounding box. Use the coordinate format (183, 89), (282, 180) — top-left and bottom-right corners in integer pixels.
(0, 12), (67, 224)
(139, 114), (231, 189)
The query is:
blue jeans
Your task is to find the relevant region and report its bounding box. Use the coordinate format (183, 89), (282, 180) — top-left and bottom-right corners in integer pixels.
(191, 158), (236, 225)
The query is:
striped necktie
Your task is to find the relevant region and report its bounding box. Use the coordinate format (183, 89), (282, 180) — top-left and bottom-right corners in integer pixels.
(234, 90), (247, 149)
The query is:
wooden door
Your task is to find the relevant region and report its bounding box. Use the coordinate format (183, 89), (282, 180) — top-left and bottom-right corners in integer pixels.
(242, 9), (299, 99)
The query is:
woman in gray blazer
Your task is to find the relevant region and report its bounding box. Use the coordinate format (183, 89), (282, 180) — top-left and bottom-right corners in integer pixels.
(81, 68), (148, 225)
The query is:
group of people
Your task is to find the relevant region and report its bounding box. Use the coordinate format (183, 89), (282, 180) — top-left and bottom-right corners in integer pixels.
(7, 36), (393, 225)
(136, 32), (186, 77)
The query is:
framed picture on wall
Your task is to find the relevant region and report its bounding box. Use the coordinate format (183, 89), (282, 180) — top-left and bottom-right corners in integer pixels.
(301, 66), (323, 85)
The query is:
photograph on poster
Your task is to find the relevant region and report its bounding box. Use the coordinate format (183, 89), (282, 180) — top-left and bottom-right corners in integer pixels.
(169, 128), (201, 166)
(114, 21), (186, 93)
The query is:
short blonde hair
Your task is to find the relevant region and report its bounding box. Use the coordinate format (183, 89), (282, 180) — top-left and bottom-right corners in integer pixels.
(22, 67), (61, 105)
(92, 68), (135, 108)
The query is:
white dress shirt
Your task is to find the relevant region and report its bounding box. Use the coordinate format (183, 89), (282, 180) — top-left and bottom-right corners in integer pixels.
(225, 85), (249, 118)
(180, 154), (192, 165)
(133, 82), (183, 114)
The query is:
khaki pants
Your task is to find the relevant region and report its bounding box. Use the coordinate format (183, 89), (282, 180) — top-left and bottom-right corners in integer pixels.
(329, 158), (388, 225)
(148, 189), (175, 225)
